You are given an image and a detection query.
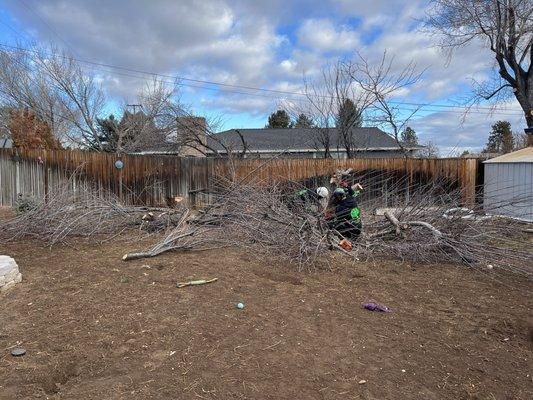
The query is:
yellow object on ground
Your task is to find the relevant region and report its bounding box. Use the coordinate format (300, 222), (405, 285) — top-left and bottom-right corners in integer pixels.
(176, 278), (218, 288)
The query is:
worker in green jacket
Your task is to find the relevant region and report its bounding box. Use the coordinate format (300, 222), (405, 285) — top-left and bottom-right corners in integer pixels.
(328, 182), (363, 239)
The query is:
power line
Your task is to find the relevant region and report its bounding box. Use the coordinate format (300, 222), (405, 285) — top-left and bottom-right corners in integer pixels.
(17, 0), (79, 57)
(82, 64), (526, 116)
(0, 42), (526, 116)
(42, 55), (529, 117)
(80, 64), (528, 117)
(0, 34), (520, 155)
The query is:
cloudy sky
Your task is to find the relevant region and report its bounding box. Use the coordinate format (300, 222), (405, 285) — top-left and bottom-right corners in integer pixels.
(0, 0), (527, 154)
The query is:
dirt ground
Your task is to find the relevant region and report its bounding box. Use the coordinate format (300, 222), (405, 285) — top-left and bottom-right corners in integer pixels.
(1, 231), (532, 399)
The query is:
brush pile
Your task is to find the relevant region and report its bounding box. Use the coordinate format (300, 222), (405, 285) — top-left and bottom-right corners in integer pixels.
(2, 170), (530, 278)
(0, 183), (185, 246)
(122, 180), (334, 268)
(123, 174), (532, 277)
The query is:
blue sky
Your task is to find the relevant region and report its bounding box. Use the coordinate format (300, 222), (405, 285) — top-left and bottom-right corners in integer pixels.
(0, 0), (527, 154)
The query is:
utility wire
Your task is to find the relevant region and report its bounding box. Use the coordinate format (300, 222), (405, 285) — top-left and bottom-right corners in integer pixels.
(17, 0), (79, 57)
(0, 42), (526, 116)
(78, 63), (526, 116)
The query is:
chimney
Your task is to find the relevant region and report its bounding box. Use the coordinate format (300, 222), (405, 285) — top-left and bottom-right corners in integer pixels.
(525, 127), (533, 147)
(177, 117), (207, 157)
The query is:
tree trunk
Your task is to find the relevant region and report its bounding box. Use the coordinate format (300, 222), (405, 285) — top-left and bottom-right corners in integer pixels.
(515, 91), (533, 127)
(526, 113), (533, 128)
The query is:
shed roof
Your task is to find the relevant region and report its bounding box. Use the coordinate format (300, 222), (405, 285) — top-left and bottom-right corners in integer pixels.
(483, 147), (533, 163)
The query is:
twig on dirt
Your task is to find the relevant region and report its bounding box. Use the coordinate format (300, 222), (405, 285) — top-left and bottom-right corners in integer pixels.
(176, 278), (218, 288)
(262, 340), (283, 351)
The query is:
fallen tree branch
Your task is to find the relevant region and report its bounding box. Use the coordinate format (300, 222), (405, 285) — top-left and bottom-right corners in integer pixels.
(405, 221), (443, 238)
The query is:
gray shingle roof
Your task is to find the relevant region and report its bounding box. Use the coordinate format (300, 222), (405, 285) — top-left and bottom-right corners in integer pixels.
(207, 127), (419, 153)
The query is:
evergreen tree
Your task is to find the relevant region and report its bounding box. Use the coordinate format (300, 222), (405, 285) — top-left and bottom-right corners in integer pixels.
(294, 113), (314, 128)
(400, 126), (418, 146)
(485, 121), (514, 154)
(336, 99), (362, 130)
(266, 109), (292, 128)
(94, 114), (120, 152)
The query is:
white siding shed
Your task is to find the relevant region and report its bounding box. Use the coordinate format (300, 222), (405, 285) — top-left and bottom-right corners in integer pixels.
(483, 147), (533, 221)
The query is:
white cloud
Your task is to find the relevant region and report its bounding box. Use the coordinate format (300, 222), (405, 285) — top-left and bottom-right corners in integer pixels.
(297, 19), (360, 52)
(333, 0), (426, 28)
(202, 94), (277, 116)
(410, 102), (526, 153)
(3, 0), (527, 145)
(6, 0), (286, 97)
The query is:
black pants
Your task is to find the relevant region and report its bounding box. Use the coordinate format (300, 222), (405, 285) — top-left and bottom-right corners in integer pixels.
(336, 219), (362, 240)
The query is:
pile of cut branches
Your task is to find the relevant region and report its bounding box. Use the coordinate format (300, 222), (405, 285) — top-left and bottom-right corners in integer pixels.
(357, 187), (532, 277)
(0, 184), (185, 246)
(4, 169), (530, 278)
(123, 175), (532, 278)
(123, 179), (335, 269)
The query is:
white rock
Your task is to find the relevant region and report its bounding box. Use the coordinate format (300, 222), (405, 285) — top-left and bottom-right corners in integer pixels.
(5, 269), (18, 281)
(0, 256), (21, 291)
(1, 281), (15, 292)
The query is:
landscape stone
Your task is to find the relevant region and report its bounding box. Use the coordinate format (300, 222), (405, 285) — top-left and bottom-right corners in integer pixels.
(0, 256), (22, 291)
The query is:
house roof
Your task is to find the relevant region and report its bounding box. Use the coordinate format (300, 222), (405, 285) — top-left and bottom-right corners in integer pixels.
(207, 127), (421, 153)
(483, 147), (533, 163)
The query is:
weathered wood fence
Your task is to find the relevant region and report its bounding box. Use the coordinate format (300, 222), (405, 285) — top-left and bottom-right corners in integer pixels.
(0, 149), (481, 207)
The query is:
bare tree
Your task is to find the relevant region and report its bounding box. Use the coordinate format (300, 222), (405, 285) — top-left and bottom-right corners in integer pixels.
(418, 141), (440, 157)
(345, 52), (425, 157)
(0, 46), (72, 141)
(285, 73), (336, 158)
(33, 48), (107, 149)
(513, 130), (528, 149)
(106, 79), (188, 153)
(295, 53), (424, 159)
(425, 0), (533, 127)
(0, 46), (221, 155)
(296, 62), (374, 158)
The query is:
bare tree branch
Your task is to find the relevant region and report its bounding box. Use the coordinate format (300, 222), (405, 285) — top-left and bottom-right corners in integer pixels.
(425, 0), (533, 126)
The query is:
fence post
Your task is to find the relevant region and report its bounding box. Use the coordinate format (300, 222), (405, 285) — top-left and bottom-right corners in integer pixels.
(15, 157), (20, 198)
(44, 159), (49, 203)
(461, 158), (477, 207)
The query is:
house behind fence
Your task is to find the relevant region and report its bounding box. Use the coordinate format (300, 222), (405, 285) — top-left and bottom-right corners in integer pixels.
(207, 127), (423, 159)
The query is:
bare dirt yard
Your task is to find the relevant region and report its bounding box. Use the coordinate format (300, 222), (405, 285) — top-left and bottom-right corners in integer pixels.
(1, 233), (532, 399)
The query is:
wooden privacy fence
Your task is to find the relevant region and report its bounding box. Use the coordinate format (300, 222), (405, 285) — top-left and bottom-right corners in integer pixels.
(0, 149), (481, 207)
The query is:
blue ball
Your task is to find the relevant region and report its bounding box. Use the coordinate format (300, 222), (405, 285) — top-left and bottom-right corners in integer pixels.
(236, 302), (245, 309)
(114, 160), (124, 170)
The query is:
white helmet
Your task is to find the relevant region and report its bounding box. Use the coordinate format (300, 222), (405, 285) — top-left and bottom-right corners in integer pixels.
(316, 187), (329, 198)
